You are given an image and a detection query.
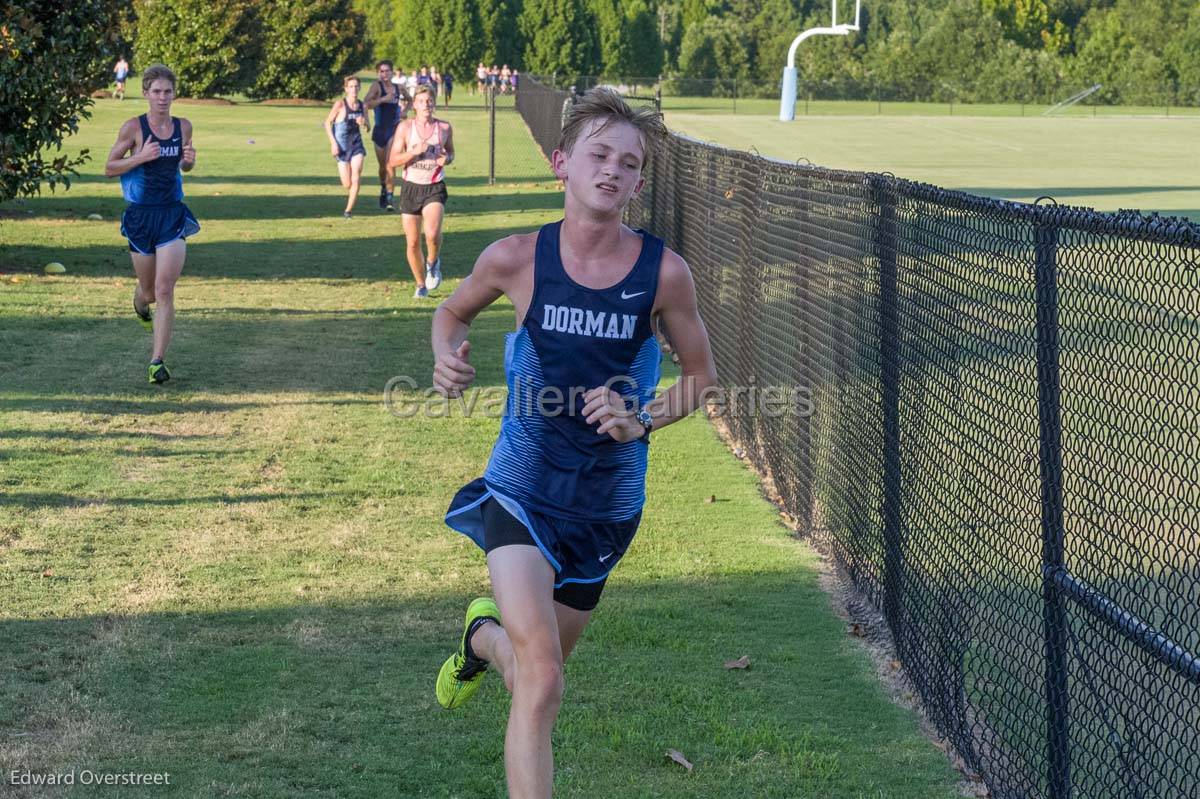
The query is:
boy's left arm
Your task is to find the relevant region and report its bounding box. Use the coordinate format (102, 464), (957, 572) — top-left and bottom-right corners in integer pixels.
(180, 119), (195, 172)
(641, 250), (718, 430)
(586, 249), (718, 441)
(436, 123), (454, 167)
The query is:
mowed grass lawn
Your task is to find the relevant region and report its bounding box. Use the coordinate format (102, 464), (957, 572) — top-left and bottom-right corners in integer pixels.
(665, 110), (1200, 222)
(0, 100), (962, 798)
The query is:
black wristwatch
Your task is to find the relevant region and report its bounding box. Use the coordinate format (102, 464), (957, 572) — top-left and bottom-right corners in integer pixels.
(635, 408), (654, 442)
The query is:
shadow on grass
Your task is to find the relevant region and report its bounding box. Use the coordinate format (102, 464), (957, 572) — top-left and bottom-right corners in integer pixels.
(0, 304), (515, 401)
(0, 225), (546, 280)
(0, 429), (220, 442)
(65, 173), (333, 187)
(0, 490), (326, 510)
(0, 396), (384, 415)
(5, 188), (563, 223)
(0, 571), (964, 799)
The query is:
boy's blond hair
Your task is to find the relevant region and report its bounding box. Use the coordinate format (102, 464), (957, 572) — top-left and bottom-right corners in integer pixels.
(557, 87), (666, 171)
(141, 64), (177, 92)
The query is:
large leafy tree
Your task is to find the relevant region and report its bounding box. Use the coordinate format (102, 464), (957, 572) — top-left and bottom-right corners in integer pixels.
(478, 0), (523, 67)
(1166, 3), (1200, 104)
(133, 0), (260, 98)
(250, 0), (369, 100)
(395, 0), (482, 78)
(591, 0), (633, 76)
(520, 0), (598, 79)
(749, 0), (803, 91)
(430, 0), (485, 79)
(624, 0), (664, 78)
(982, 0), (1068, 51)
(353, 0), (395, 62)
(0, 0), (123, 201)
(678, 14), (748, 94)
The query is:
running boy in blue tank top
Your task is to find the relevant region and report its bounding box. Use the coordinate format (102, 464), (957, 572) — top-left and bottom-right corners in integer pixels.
(431, 88), (718, 798)
(104, 64), (200, 384)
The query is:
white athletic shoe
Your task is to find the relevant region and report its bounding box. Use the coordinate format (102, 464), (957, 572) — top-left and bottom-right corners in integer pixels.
(425, 258), (442, 291)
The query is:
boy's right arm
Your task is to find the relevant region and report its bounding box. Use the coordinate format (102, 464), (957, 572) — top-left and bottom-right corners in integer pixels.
(362, 80), (382, 110)
(104, 119), (151, 178)
(431, 236), (526, 397)
(325, 101), (342, 154)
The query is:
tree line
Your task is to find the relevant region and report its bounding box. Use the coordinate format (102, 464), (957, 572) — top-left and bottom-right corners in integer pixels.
(353, 0), (1200, 104)
(59, 0), (1200, 105)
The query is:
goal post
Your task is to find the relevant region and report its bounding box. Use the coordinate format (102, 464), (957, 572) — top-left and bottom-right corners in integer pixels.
(779, 0), (862, 121)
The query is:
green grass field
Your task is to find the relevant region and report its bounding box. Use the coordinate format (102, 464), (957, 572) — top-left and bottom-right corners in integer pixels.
(0, 101), (965, 797)
(664, 110), (1200, 222)
(661, 95), (1200, 119)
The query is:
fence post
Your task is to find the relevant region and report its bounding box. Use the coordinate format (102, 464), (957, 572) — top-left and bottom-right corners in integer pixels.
(875, 175), (904, 648)
(488, 88), (496, 187)
(1034, 212), (1071, 799)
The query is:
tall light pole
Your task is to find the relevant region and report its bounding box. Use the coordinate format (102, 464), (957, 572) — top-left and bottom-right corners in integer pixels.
(779, 0), (861, 121)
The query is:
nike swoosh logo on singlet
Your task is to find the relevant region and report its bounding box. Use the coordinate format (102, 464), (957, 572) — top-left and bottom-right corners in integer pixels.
(621, 290), (646, 300)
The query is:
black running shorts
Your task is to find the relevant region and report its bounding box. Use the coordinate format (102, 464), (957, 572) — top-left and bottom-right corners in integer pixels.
(399, 179), (447, 215)
(481, 498), (607, 612)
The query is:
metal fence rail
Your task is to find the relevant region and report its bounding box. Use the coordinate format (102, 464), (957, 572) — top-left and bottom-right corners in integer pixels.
(519, 75), (1200, 799)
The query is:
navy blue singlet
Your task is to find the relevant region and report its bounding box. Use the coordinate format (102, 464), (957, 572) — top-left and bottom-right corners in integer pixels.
(118, 115), (199, 254)
(446, 221), (664, 586)
(334, 100), (365, 150)
(373, 85), (399, 137)
(120, 115), (184, 205)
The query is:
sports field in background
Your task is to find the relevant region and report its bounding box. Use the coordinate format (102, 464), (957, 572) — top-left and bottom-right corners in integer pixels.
(660, 95), (1200, 118)
(0, 102), (965, 797)
(664, 108), (1200, 221)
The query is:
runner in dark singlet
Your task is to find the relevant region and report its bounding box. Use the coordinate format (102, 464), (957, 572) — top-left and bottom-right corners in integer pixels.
(324, 75), (369, 219)
(430, 88), (719, 798)
(364, 61), (408, 212)
(104, 64), (200, 384)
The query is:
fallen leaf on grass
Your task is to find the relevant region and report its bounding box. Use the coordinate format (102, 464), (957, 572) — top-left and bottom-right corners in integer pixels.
(704, 494), (716, 504)
(724, 655), (751, 670)
(665, 749), (693, 771)
(848, 623), (865, 637)
(41, 568), (53, 578)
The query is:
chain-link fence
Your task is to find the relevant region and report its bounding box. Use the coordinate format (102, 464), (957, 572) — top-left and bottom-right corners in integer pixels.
(531, 74), (1200, 116)
(442, 92), (557, 185)
(520, 75), (1200, 799)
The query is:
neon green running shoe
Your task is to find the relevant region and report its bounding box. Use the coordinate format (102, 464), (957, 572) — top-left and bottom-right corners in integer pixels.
(133, 288), (152, 331)
(436, 597), (501, 710)
(148, 361), (170, 384)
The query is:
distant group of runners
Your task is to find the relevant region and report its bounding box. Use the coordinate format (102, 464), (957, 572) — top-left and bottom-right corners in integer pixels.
(104, 60), (724, 799)
(475, 63), (519, 94)
(324, 60), (453, 298)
